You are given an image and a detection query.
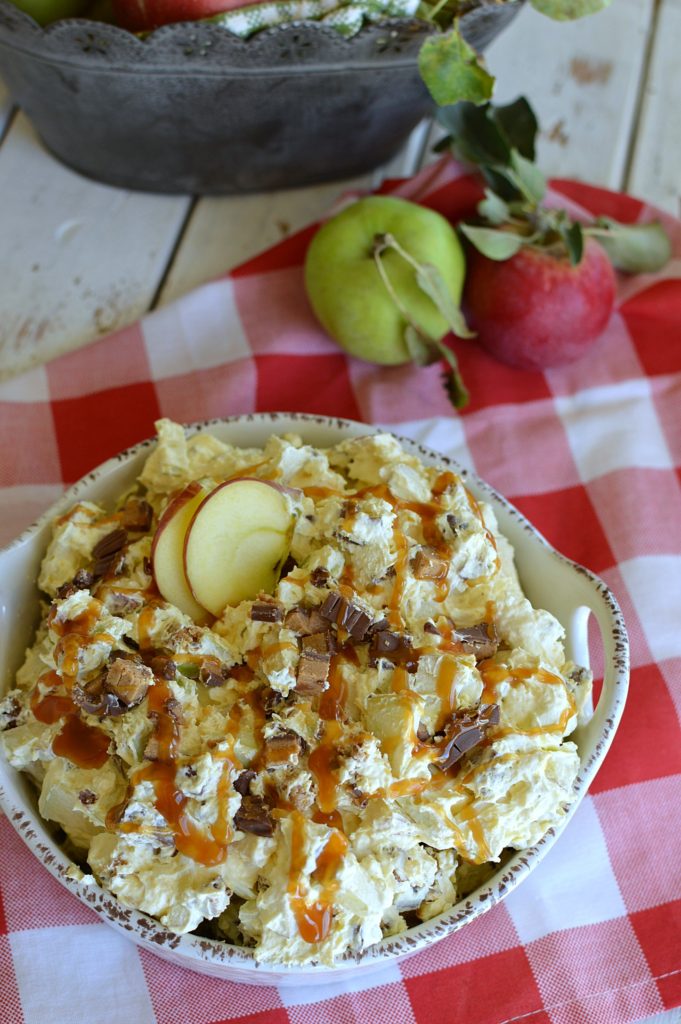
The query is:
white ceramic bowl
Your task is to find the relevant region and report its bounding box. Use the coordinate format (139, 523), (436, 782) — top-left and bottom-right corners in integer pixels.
(0, 413), (629, 985)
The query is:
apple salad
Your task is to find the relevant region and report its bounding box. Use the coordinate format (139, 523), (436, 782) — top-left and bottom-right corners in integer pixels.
(0, 420), (592, 965)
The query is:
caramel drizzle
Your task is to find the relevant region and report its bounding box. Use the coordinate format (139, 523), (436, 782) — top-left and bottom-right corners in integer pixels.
(309, 720), (343, 820)
(463, 489), (501, 583)
(40, 604), (111, 768)
(318, 654), (348, 723)
(287, 810), (348, 944)
(135, 676), (233, 866)
(434, 656), (459, 733)
(112, 617), (246, 866)
(310, 657), (347, 830)
(52, 715), (111, 770)
(261, 641), (300, 659)
(54, 505), (121, 529)
(31, 670), (75, 724)
(303, 471), (497, 640)
(480, 664), (576, 735)
(31, 668), (110, 770)
(404, 661), (576, 864)
(385, 530), (409, 630)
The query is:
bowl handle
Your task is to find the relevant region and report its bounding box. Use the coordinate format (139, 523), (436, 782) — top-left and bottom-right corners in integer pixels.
(564, 575), (629, 775)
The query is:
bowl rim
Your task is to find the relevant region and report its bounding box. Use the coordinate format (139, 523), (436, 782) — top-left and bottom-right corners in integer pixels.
(0, 5), (436, 72)
(0, 411), (630, 980)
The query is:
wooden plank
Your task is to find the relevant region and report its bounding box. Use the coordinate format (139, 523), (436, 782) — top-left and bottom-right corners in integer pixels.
(424, 0), (654, 189)
(159, 116), (432, 307)
(0, 113), (190, 379)
(158, 175), (370, 306)
(627, 0), (681, 214)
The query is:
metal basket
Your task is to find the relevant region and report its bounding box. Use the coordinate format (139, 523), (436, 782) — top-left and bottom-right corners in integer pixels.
(0, 1), (522, 193)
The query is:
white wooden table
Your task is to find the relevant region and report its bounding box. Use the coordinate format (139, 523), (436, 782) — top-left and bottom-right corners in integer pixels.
(0, 0), (678, 384)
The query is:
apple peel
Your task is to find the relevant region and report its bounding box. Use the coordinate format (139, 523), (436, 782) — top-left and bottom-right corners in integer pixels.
(184, 479), (294, 617)
(151, 483), (210, 623)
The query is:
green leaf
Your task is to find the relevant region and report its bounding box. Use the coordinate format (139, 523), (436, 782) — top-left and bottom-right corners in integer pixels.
(589, 218), (672, 274)
(490, 96), (538, 160)
(460, 224), (525, 261)
(436, 102), (511, 167)
(403, 325), (440, 367)
(481, 165), (523, 203)
(530, 0), (613, 19)
(414, 261), (476, 339)
(508, 150), (546, 205)
(419, 28), (495, 107)
(561, 220), (584, 265)
(478, 188), (510, 226)
(431, 337), (469, 409)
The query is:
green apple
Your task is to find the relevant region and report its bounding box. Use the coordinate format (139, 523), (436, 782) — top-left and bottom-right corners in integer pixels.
(304, 195), (467, 366)
(184, 479), (293, 617)
(9, 0), (91, 25)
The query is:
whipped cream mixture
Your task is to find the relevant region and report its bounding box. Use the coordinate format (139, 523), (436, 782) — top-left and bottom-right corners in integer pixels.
(0, 420), (591, 964)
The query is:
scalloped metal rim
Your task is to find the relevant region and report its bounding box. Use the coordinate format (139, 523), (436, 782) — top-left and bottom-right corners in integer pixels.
(0, 4), (436, 71)
(0, 411), (629, 981)
(0, 1), (523, 73)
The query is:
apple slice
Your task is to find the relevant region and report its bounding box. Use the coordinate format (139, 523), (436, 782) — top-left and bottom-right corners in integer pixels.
(151, 483), (210, 623)
(184, 479), (293, 616)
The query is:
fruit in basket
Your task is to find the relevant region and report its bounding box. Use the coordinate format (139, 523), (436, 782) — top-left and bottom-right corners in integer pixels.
(9, 0), (90, 24)
(304, 195), (472, 407)
(111, 0), (250, 32)
(463, 240), (616, 369)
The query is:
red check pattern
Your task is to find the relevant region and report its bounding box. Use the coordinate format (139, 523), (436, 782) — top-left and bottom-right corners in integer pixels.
(1, 157), (680, 1024)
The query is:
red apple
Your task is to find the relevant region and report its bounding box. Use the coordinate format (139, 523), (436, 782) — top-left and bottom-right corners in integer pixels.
(462, 238), (616, 371)
(111, 0), (254, 32)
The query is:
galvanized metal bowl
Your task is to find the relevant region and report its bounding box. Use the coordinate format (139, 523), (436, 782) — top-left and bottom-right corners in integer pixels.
(0, 0), (522, 193)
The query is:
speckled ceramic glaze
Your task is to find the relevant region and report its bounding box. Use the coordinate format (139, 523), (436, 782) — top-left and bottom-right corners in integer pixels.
(0, 413), (629, 985)
(0, 1), (523, 193)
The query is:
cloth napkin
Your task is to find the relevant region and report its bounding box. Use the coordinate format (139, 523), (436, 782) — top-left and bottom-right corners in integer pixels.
(1, 157), (680, 1024)
(209, 0), (420, 38)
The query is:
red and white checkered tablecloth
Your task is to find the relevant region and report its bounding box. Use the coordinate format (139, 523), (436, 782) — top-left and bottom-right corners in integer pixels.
(1, 157), (681, 1024)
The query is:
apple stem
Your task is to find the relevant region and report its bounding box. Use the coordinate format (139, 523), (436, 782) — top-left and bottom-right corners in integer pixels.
(372, 233), (470, 410)
(372, 233), (423, 331)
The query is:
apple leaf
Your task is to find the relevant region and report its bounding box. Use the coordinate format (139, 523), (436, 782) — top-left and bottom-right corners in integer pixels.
(403, 325), (440, 367)
(418, 28), (495, 107)
(491, 97), (538, 161)
(430, 337), (470, 409)
(436, 102), (511, 167)
(477, 189), (510, 226)
(530, 0), (613, 20)
(413, 261), (476, 339)
(460, 224), (526, 261)
(588, 218), (672, 274)
(436, 98), (541, 205)
(375, 232), (475, 339)
(403, 326), (469, 413)
(373, 233), (470, 410)
(561, 220), (584, 266)
(508, 150), (546, 206)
